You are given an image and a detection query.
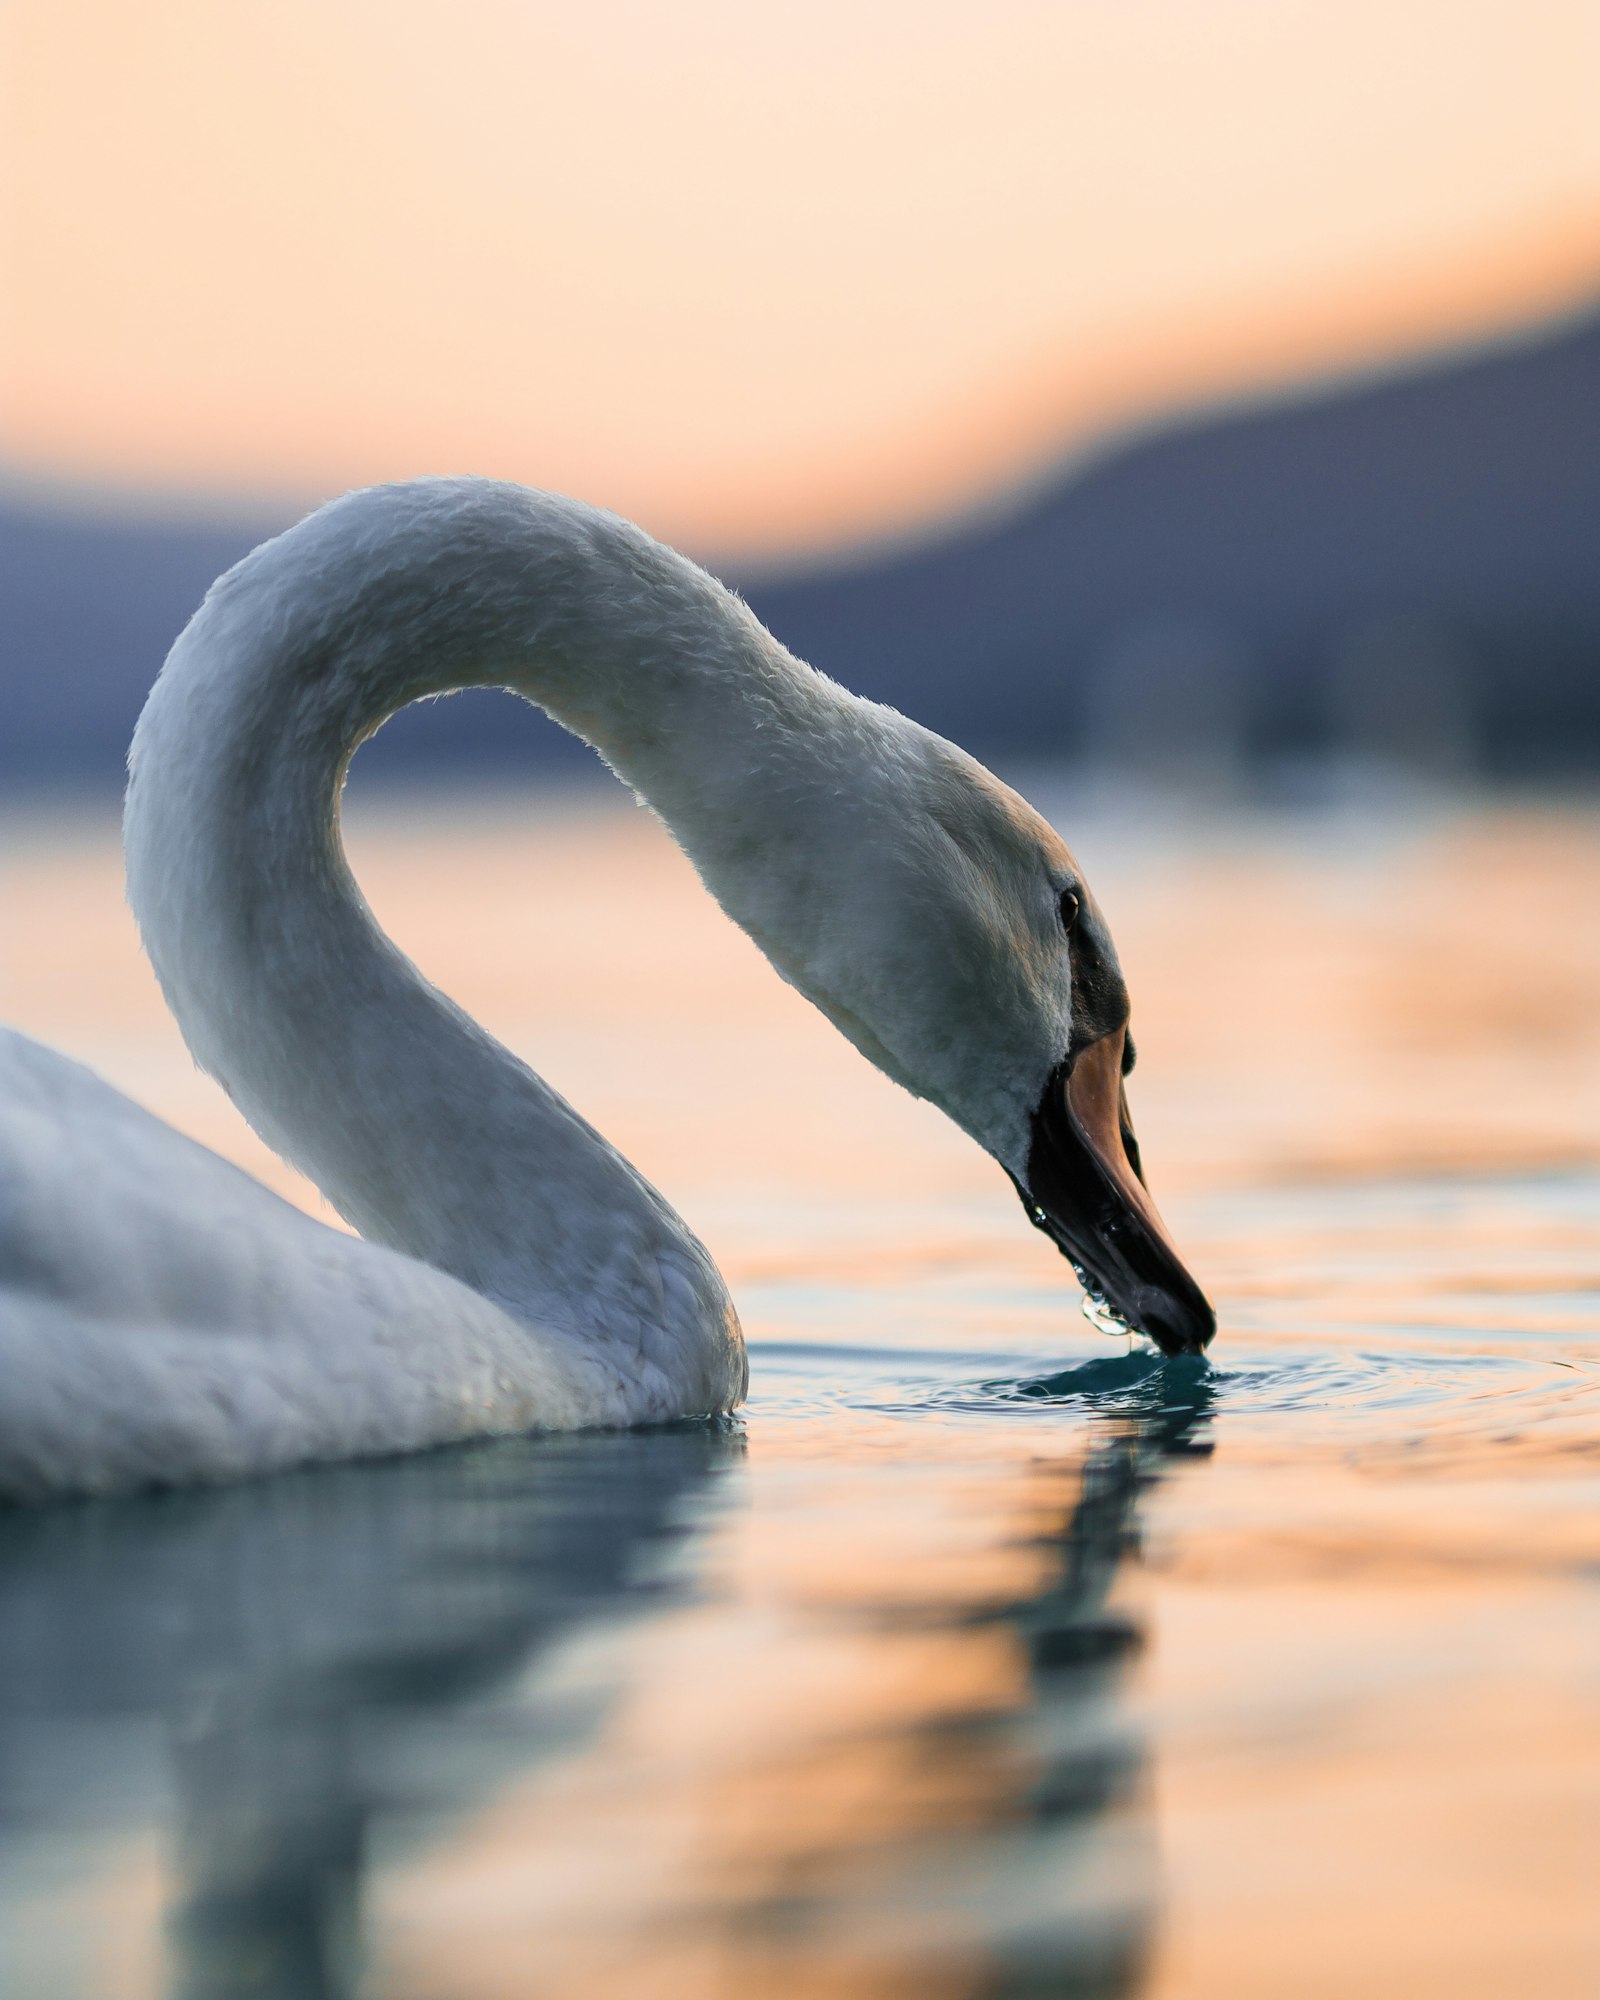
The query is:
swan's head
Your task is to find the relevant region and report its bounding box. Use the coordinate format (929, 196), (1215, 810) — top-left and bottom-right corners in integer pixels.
(694, 702), (1215, 1356)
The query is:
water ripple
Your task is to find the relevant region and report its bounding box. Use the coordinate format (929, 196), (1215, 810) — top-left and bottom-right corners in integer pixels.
(885, 1337), (1600, 1460)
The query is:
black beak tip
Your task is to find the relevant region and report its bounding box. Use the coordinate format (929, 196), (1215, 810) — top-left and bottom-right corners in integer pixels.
(1136, 1287), (1217, 1358)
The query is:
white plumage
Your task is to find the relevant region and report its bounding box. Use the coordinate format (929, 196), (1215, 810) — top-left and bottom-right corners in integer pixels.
(1, 477), (1119, 1503)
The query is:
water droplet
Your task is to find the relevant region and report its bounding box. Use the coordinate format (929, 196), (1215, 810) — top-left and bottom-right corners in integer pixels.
(1075, 1274), (1133, 1340)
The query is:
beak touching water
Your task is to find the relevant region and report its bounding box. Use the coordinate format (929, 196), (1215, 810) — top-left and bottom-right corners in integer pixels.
(1015, 1028), (1216, 1356)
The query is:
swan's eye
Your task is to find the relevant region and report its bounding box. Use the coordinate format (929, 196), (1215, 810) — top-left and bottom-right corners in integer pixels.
(1057, 889), (1081, 934)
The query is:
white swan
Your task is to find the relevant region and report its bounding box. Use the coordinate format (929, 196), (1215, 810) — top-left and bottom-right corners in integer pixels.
(0, 479), (1212, 1503)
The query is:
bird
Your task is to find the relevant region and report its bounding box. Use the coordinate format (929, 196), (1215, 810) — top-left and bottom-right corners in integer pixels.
(0, 478), (1213, 1504)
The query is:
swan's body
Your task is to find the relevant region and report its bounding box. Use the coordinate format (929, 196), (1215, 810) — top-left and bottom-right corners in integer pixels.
(0, 1030), (649, 1500)
(1, 479), (1212, 1504)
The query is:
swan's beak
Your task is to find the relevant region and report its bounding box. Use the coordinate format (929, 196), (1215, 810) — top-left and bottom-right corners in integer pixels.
(1017, 1029), (1216, 1355)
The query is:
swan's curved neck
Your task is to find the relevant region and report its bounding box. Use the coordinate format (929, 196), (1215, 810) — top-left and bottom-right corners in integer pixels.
(125, 480), (836, 1353)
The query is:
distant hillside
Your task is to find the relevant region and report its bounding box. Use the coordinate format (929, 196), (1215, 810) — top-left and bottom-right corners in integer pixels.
(4, 304), (1598, 787)
(742, 305), (1600, 781)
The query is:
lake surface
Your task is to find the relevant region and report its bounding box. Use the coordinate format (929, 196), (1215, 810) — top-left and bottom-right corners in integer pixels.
(2, 784), (1597, 1998)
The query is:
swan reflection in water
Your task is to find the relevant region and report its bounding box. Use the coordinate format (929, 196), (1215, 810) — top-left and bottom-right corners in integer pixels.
(0, 1365), (1212, 1998)
(707, 1357), (1216, 1999)
(0, 1425), (738, 1996)
(976, 1356), (1214, 1998)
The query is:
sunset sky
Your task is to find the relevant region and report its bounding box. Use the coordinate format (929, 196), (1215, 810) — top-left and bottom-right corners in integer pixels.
(3, 0), (1598, 557)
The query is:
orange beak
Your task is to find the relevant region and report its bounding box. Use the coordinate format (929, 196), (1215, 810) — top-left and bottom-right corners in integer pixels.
(1015, 1028), (1215, 1356)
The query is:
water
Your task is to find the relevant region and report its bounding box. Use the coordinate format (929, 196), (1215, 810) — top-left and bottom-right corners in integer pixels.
(1, 787), (1596, 1997)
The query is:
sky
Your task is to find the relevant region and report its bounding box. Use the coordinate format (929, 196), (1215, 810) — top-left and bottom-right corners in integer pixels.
(3, 0), (1599, 558)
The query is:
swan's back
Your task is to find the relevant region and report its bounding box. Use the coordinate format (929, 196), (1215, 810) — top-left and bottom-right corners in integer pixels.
(0, 1032), (604, 1503)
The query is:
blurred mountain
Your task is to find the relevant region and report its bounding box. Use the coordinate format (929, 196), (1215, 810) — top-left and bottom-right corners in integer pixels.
(3, 302), (1598, 789)
(740, 303), (1600, 785)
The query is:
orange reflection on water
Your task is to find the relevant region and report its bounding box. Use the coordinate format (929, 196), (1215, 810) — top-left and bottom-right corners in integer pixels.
(6, 789), (1599, 1209)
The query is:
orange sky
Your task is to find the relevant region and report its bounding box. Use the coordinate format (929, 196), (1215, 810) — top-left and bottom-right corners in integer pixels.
(3, 0), (1598, 558)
